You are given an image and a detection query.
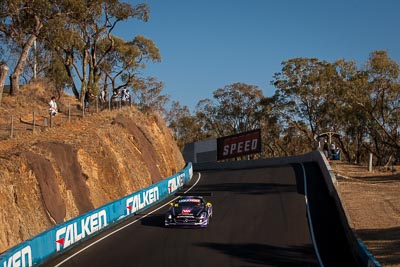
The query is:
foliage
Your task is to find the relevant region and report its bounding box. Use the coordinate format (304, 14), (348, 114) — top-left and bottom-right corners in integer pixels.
(345, 51), (400, 164)
(131, 77), (169, 115)
(266, 51), (400, 164)
(0, 0), (160, 101)
(166, 51), (400, 166)
(1, 3), (399, 165)
(165, 101), (210, 149)
(43, 1), (159, 100)
(195, 82), (263, 137)
(0, 0), (48, 94)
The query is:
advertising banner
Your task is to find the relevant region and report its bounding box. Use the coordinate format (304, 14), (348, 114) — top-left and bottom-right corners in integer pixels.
(0, 163), (193, 267)
(217, 129), (261, 160)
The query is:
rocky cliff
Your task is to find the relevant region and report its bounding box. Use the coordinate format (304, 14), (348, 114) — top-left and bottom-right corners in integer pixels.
(0, 107), (185, 253)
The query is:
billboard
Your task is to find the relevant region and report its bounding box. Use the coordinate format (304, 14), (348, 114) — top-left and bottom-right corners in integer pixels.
(0, 164), (193, 267)
(217, 129), (261, 160)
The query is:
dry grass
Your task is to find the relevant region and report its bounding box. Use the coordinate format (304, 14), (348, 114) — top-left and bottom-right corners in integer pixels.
(0, 81), (112, 141)
(0, 81), (185, 252)
(331, 161), (400, 267)
(1, 82), (398, 265)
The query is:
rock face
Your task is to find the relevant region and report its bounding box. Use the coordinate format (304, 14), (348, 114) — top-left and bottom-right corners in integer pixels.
(0, 108), (185, 253)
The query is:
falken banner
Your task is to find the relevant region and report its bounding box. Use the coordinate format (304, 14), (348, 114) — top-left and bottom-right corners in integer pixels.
(217, 129), (261, 160)
(0, 163), (193, 267)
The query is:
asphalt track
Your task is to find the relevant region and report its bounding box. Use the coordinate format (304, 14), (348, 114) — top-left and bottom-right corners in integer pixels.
(42, 163), (357, 267)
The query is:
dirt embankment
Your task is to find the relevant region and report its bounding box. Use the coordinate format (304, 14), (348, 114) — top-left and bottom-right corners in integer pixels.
(0, 107), (185, 253)
(332, 161), (400, 267)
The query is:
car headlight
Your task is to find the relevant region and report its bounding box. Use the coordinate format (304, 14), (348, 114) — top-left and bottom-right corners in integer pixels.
(199, 212), (207, 219)
(167, 214), (172, 220)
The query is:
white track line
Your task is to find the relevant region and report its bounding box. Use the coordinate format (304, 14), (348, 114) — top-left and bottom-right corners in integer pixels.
(53, 172), (202, 267)
(300, 163), (324, 267)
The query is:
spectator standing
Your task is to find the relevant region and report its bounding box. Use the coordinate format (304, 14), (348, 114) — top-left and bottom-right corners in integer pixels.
(121, 89), (126, 105)
(126, 90), (131, 105)
(103, 89), (109, 102)
(49, 96), (58, 116)
(84, 90), (94, 112)
(323, 140), (329, 158)
(122, 89), (131, 105)
(100, 89), (105, 103)
(99, 88), (108, 109)
(330, 142), (336, 156)
(111, 90), (119, 109)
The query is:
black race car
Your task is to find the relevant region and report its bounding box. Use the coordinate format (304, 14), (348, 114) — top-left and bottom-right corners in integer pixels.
(165, 195), (213, 227)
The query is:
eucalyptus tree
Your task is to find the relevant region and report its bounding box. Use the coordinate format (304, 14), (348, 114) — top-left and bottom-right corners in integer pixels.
(195, 83), (263, 137)
(44, 52), (71, 99)
(0, 0), (57, 95)
(346, 51), (400, 164)
(44, 1), (159, 100)
(259, 92), (286, 157)
(271, 58), (347, 149)
(260, 93), (313, 157)
(165, 101), (208, 150)
(100, 35), (160, 96)
(131, 77), (169, 115)
(0, 62), (8, 105)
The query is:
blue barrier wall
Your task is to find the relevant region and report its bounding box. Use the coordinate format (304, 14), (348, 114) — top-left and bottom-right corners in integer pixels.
(0, 163), (193, 267)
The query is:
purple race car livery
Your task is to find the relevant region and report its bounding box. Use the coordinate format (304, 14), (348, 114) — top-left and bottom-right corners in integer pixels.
(165, 195), (213, 227)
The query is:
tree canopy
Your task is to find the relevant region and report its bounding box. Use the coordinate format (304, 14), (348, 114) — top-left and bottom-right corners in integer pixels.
(0, 0), (160, 99)
(169, 51), (400, 165)
(1, 2), (399, 166)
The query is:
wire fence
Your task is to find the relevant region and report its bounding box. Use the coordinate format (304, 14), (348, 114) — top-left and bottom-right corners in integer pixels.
(0, 97), (130, 141)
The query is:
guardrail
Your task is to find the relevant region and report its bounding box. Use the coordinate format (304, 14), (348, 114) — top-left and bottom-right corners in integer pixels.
(0, 163), (193, 267)
(193, 151), (381, 267)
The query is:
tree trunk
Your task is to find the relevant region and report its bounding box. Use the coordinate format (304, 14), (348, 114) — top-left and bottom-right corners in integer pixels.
(0, 63), (9, 106)
(9, 16), (42, 96)
(9, 34), (38, 95)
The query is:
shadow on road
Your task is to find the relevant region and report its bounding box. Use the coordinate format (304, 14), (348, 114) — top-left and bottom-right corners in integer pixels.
(357, 226), (400, 266)
(195, 242), (318, 267)
(193, 182), (298, 195)
(140, 214), (165, 228)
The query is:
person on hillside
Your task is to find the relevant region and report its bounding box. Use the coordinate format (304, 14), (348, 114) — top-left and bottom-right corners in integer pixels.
(111, 90), (120, 109)
(99, 88), (109, 109)
(122, 89), (131, 105)
(323, 140), (329, 158)
(49, 96), (58, 116)
(84, 90), (95, 113)
(330, 142), (336, 156)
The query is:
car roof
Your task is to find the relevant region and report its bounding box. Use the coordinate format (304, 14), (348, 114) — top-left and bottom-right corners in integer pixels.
(177, 195), (203, 200)
(176, 196), (205, 202)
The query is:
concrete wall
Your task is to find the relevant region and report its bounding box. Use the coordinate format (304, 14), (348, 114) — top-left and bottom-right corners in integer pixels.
(183, 139), (217, 163)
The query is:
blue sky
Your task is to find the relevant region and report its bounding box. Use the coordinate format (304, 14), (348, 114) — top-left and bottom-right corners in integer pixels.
(116, 0), (400, 111)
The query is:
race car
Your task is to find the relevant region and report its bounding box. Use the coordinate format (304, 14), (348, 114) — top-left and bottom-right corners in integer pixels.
(165, 195), (213, 227)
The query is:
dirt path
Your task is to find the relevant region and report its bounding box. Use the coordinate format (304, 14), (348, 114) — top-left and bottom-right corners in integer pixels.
(331, 161), (400, 267)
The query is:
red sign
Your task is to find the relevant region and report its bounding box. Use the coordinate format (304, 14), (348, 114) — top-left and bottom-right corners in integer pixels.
(182, 209), (192, 214)
(217, 129), (261, 160)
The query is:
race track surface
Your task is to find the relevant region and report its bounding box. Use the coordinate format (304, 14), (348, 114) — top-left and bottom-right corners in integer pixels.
(42, 164), (357, 267)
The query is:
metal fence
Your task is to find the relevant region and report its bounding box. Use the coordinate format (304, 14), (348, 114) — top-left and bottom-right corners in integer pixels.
(0, 97), (130, 141)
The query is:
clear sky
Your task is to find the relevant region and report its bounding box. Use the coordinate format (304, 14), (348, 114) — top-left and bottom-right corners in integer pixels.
(116, 0), (400, 111)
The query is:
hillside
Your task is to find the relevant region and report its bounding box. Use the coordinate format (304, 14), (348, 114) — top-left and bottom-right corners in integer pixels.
(0, 81), (185, 252)
(332, 162), (400, 266)
(1, 82), (398, 266)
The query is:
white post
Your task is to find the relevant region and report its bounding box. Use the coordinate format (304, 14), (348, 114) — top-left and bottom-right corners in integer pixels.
(368, 153), (373, 172)
(10, 115), (13, 137)
(33, 111), (35, 133)
(68, 103), (71, 123)
(33, 40), (37, 79)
